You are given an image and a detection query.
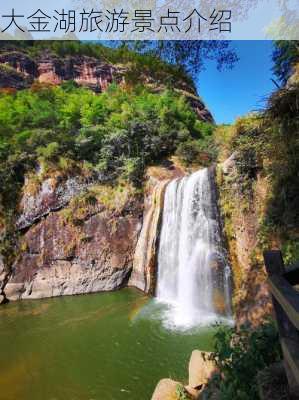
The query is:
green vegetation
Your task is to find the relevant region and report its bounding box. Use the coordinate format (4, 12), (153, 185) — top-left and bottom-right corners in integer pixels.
(0, 82), (212, 189)
(272, 41), (299, 84)
(215, 91), (299, 320)
(175, 384), (191, 400)
(175, 121), (216, 167)
(213, 41), (299, 319)
(220, 84), (299, 264)
(208, 321), (282, 400)
(0, 40), (216, 277)
(0, 80), (214, 240)
(128, 41), (238, 77)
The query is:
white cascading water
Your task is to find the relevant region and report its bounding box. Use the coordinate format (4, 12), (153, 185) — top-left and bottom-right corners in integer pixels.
(156, 168), (232, 329)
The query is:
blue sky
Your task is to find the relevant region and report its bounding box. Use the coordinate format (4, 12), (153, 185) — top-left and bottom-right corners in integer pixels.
(196, 41), (276, 124)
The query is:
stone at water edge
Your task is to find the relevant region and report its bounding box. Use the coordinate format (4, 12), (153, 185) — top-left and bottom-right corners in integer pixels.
(0, 255), (8, 304)
(151, 379), (180, 400)
(188, 351), (218, 389)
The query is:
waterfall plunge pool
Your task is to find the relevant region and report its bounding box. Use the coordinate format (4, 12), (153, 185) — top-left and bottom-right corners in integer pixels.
(0, 169), (235, 399)
(0, 288), (228, 400)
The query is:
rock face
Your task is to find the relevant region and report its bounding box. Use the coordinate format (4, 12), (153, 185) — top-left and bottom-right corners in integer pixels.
(0, 51), (118, 93)
(5, 210), (140, 300)
(218, 156), (273, 326)
(129, 160), (186, 294)
(17, 173), (98, 230)
(151, 379), (180, 400)
(0, 255), (8, 303)
(128, 179), (168, 294)
(5, 211), (139, 300)
(1, 159), (188, 303)
(188, 351), (218, 389)
(0, 49), (214, 123)
(4, 173), (143, 301)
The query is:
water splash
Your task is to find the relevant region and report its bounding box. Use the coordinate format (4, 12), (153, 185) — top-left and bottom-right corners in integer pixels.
(156, 168), (232, 329)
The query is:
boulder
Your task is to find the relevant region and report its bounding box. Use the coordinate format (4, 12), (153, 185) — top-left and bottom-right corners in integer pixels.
(188, 351), (218, 389)
(221, 152), (237, 176)
(151, 379), (180, 400)
(0, 255), (8, 302)
(0, 255), (5, 281)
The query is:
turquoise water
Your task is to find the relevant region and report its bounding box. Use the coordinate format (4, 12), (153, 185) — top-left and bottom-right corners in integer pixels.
(0, 289), (216, 400)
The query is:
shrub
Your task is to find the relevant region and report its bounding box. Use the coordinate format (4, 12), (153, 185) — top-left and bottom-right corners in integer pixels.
(36, 142), (60, 161)
(175, 384), (191, 400)
(176, 140), (212, 167)
(209, 320), (282, 400)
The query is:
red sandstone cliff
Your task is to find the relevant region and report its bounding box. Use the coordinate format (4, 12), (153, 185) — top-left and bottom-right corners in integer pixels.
(0, 50), (214, 123)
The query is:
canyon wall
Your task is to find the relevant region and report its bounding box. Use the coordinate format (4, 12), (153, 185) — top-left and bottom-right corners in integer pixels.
(217, 154), (273, 327)
(0, 50), (213, 123)
(0, 44), (277, 330)
(1, 160), (187, 302)
(3, 171), (143, 301)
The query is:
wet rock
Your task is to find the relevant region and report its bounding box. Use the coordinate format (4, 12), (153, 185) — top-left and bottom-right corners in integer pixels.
(129, 161), (187, 294)
(0, 255), (9, 303)
(0, 255), (7, 285)
(128, 179), (168, 294)
(189, 351), (218, 389)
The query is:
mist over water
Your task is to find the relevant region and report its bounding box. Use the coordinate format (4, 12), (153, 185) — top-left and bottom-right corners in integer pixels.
(157, 168), (232, 329)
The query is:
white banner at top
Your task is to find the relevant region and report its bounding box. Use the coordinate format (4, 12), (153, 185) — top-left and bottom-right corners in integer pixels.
(0, 0), (298, 40)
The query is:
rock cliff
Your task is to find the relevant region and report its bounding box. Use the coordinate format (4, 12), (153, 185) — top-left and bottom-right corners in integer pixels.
(128, 160), (186, 294)
(217, 154), (273, 327)
(4, 172), (143, 300)
(1, 159), (189, 302)
(0, 48), (213, 123)
(0, 42), (215, 303)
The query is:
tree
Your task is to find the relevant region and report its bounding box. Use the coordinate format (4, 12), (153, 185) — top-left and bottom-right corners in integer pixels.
(272, 40), (299, 85)
(121, 41), (238, 78)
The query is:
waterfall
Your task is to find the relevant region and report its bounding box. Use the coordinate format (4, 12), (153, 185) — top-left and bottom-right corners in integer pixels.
(156, 168), (232, 329)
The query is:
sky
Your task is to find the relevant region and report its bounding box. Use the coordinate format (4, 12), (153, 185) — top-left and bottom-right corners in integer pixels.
(197, 41), (276, 124)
